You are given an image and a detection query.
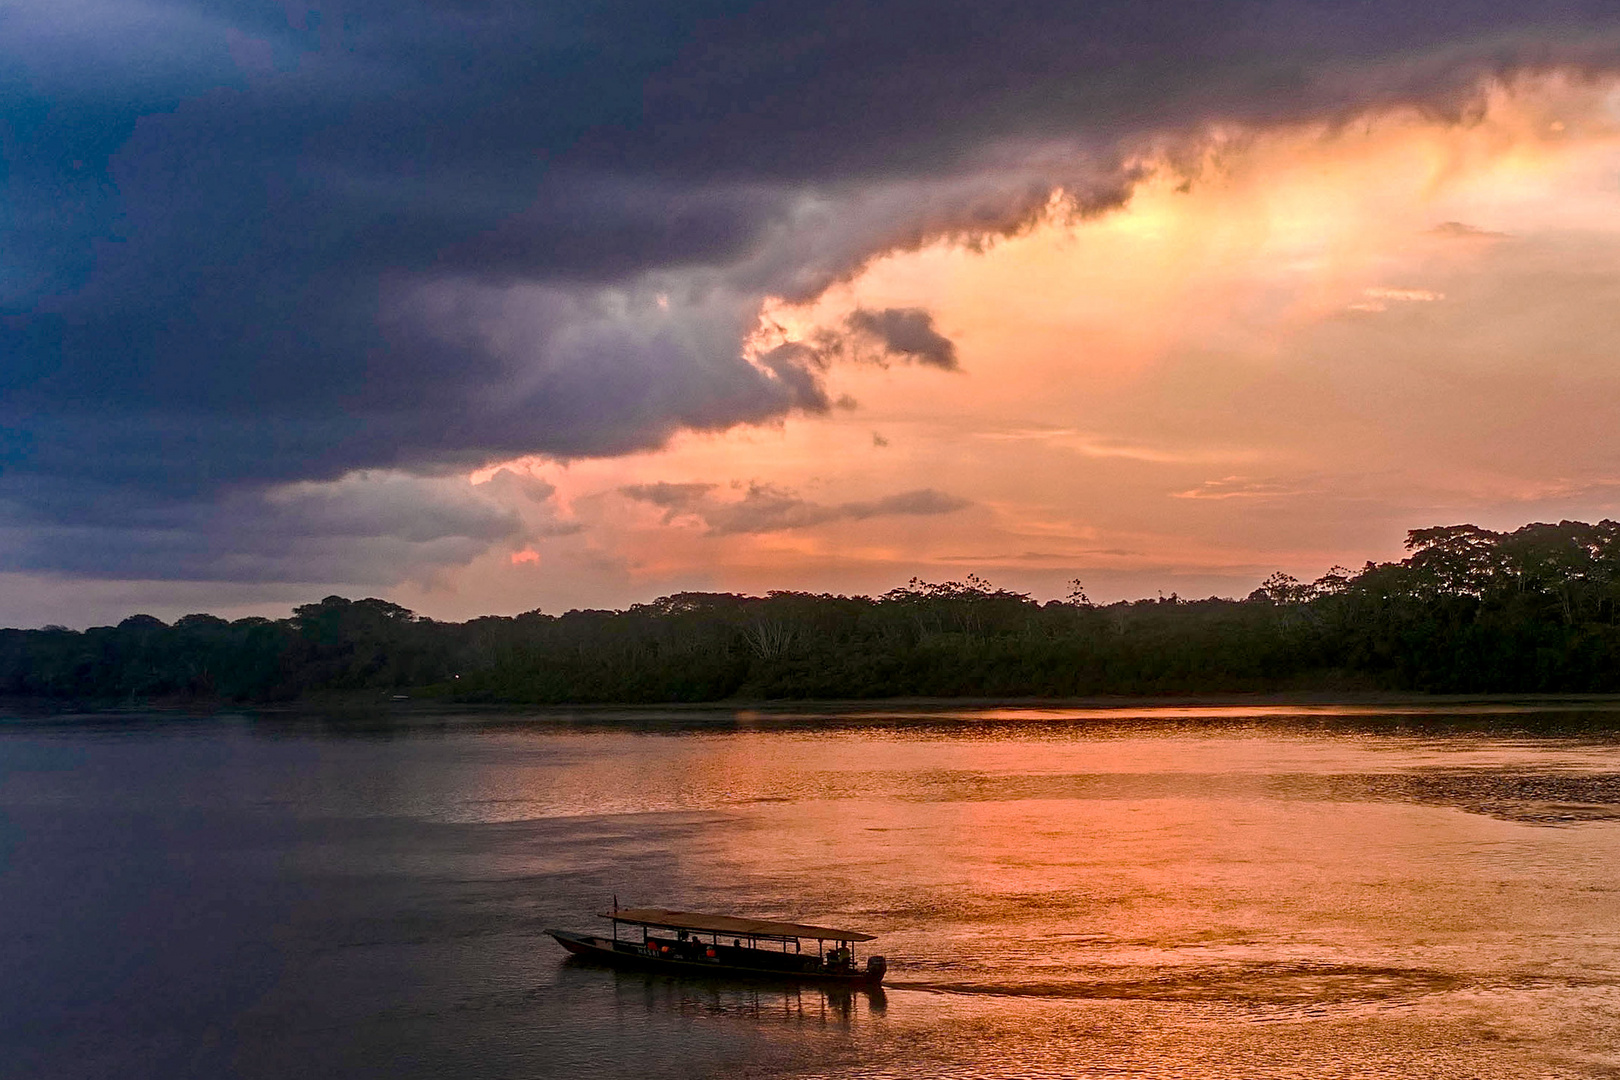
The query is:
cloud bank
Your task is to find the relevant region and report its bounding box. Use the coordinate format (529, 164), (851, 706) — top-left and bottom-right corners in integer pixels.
(7, 0), (1620, 589)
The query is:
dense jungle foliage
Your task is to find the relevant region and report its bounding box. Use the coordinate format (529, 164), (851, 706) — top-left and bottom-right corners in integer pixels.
(8, 520), (1620, 704)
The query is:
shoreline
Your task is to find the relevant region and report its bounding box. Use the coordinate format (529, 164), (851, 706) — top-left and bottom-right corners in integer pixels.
(12, 689), (1620, 723)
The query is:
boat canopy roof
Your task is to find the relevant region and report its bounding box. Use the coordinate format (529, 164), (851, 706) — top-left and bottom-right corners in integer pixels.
(604, 907), (875, 943)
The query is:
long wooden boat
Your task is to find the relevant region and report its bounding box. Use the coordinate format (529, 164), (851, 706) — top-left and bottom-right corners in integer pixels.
(547, 907), (887, 985)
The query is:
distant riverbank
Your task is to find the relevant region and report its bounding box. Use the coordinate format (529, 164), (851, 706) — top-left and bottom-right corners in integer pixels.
(13, 691), (1620, 729)
(13, 523), (1620, 706)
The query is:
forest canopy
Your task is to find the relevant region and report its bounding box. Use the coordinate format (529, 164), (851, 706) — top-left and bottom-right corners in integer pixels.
(8, 520), (1620, 704)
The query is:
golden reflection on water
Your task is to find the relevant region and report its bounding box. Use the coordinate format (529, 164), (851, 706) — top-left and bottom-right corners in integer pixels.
(496, 708), (1620, 1075)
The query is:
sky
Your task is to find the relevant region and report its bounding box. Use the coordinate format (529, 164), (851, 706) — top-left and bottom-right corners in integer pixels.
(7, 2), (1620, 627)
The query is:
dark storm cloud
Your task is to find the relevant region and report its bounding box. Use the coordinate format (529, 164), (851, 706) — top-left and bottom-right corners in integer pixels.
(6, 0), (1620, 580)
(845, 308), (959, 370)
(751, 307), (959, 376)
(620, 481), (968, 534)
(0, 470), (529, 583)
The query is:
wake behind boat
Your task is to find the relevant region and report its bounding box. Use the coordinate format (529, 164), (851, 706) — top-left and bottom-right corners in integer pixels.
(547, 906), (887, 985)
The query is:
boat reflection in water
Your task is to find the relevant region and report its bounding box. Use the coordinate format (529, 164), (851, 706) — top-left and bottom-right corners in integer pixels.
(558, 960), (888, 1027)
(547, 907), (887, 986)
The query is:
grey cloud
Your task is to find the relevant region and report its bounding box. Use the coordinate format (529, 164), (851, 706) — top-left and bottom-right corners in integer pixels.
(372, 278), (834, 463)
(846, 307), (959, 370)
(751, 306), (961, 378)
(621, 481), (969, 534)
(0, 471), (530, 584)
(617, 481), (720, 524)
(477, 468), (559, 505)
(842, 488), (972, 518)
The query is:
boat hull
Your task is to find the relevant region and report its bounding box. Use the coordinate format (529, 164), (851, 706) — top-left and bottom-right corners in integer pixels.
(546, 930), (885, 985)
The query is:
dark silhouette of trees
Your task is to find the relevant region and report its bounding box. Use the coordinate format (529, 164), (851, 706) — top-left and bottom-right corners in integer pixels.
(8, 520), (1620, 705)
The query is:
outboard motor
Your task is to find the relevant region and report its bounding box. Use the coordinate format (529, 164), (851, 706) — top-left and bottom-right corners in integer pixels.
(865, 955), (887, 982)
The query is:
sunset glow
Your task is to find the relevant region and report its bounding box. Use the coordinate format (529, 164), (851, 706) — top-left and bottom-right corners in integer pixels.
(372, 77), (1620, 619)
(11, 4), (1620, 626)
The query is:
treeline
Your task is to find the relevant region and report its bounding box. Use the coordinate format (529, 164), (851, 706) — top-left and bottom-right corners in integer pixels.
(8, 520), (1620, 704)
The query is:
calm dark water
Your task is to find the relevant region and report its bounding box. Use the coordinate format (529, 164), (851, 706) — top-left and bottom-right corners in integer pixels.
(4, 705), (1620, 1078)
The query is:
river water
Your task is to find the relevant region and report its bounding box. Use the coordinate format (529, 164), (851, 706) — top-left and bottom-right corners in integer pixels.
(4, 704), (1620, 1078)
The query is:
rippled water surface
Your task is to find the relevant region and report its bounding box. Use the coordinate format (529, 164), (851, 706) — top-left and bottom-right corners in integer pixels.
(5, 704), (1620, 1078)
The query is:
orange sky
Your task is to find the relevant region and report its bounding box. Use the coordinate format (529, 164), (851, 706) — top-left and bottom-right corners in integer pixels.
(173, 75), (1620, 619)
(345, 74), (1620, 619)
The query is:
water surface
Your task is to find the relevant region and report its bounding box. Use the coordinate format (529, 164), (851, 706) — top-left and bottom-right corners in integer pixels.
(4, 705), (1619, 1077)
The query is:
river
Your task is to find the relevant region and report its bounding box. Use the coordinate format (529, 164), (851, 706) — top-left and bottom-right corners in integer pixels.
(3, 704), (1619, 1078)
